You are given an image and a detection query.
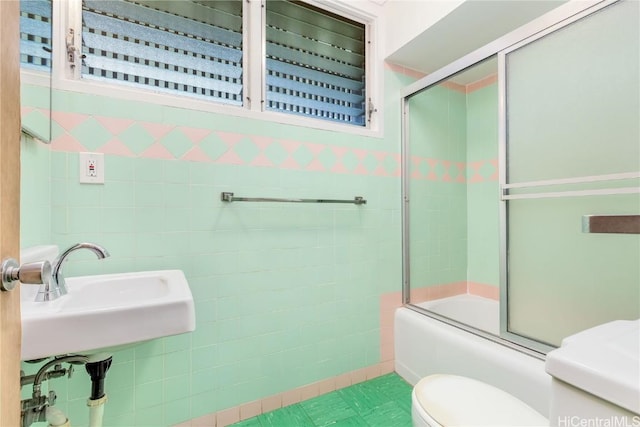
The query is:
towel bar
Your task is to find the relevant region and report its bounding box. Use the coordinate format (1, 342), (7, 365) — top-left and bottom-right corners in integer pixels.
(221, 192), (366, 205)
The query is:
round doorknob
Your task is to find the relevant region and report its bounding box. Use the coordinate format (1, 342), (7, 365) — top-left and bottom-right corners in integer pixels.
(1, 258), (51, 292)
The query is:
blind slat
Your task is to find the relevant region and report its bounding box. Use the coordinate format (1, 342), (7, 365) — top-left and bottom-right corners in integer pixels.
(20, 0), (52, 71)
(267, 42), (363, 81)
(82, 0), (243, 105)
(20, 39), (52, 60)
(266, 26), (363, 68)
(266, 9), (364, 55)
(267, 1), (364, 43)
(85, 0), (242, 48)
(83, 2), (242, 48)
(21, 0), (52, 19)
(84, 11), (242, 63)
(266, 75), (363, 104)
(266, 91), (364, 124)
(83, 72), (242, 106)
(267, 59), (363, 91)
(20, 16), (51, 40)
(83, 32), (241, 80)
(83, 55), (242, 96)
(134, 0), (242, 33)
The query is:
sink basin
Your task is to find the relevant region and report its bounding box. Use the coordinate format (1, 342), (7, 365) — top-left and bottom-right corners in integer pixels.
(21, 270), (195, 361)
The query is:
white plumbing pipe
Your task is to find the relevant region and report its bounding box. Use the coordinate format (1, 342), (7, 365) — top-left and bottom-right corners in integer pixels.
(87, 395), (108, 427)
(46, 406), (70, 427)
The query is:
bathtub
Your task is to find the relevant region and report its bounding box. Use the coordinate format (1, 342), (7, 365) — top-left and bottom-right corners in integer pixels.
(395, 295), (551, 417)
(416, 294), (499, 335)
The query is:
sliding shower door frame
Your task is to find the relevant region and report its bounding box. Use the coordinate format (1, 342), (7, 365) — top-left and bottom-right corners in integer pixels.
(400, 0), (617, 357)
(498, 0), (626, 354)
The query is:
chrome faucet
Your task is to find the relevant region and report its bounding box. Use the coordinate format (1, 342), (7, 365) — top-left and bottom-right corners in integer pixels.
(36, 243), (110, 302)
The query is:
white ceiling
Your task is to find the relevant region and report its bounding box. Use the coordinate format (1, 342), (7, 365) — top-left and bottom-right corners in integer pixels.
(385, 0), (566, 77)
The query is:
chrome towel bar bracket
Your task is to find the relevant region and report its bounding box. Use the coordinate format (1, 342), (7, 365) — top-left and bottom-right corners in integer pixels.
(221, 192), (366, 205)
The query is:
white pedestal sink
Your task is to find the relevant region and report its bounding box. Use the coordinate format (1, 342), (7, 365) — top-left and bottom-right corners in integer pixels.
(21, 269), (195, 361)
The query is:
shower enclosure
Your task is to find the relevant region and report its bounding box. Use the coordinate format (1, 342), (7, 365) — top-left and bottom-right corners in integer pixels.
(401, 0), (639, 354)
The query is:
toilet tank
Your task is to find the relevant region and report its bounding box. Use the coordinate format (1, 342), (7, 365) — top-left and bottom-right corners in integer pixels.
(545, 319), (640, 426)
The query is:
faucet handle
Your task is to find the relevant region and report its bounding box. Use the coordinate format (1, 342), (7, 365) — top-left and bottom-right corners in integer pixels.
(1, 258), (51, 292)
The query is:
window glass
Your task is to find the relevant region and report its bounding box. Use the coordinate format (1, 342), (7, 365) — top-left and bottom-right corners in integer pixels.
(81, 0), (243, 105)
(265, 0), (366, 126)
(20, 0), (52, 71)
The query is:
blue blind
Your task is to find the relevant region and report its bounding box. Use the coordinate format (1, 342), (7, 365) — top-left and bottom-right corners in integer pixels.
(265, 1), (366, 126)
(20, 0), (52, 71)
(82, 0), (243, 105)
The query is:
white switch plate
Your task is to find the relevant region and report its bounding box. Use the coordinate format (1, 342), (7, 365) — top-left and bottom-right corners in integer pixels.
(79, 152), (105, 184)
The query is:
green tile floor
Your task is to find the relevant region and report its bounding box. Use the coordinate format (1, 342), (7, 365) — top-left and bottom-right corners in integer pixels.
(231, 373), (413, 427)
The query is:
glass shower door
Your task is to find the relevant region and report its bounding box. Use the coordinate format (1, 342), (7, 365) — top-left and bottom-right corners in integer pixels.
(403, 58), (501, 336)
(501, 0), (640, 349)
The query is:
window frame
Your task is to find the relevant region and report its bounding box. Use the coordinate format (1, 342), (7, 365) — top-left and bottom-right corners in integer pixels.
(40, 0), (381, 137)
(262, 0), (369, 127)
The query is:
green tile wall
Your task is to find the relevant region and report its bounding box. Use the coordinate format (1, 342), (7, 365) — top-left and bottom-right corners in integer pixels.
(406, 79), (500, 295)
(466, 83), (500, 286)
(407, 84), (469, 289)
(19, 67), (414, 426)
(20, 134), (51, 248)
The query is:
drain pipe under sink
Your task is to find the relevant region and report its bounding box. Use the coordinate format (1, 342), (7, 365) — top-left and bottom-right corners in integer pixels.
(85, 355), (113, 427)
(45, 406), (70, 427)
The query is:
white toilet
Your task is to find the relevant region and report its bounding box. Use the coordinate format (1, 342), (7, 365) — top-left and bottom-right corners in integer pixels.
(411, 319), (640, 427)
(412, 374), (548, 426)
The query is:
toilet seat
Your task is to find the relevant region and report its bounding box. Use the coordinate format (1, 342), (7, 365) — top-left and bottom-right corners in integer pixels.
(412, 374), (548, 426)
(412, 395), (444, 427)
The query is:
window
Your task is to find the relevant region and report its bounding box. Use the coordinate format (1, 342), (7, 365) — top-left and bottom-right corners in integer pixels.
(81, 0), (243, 105)
(265, 0), (367, 126)
(20, 0), (52, 71)
(19, 0), (375, 131)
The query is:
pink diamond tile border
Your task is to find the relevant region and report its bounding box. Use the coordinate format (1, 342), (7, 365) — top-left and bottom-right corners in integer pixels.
(179, 126), (212, 144)
(250, 136), (275, 168)
(280, 139), (302, 170)
(51, 111), (90, 132)
(372, 151), (388, 177)
(181, 146), (212, 163)
(140, 142), (175, 160)
(409, 156), (499, 183)
(330, 146), (349, 174)
(305, 142), (325, 172)
(140, 122), (174, 140)
(37, 110), (500, 182)
(51, 133), (87, 152)
(94, 116), (135, 135)
(216, 131), (245, 165)
(99, 138), (136, 157)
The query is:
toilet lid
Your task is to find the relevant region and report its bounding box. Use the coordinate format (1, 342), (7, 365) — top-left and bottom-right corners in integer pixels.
(414, 375), (548, 426)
